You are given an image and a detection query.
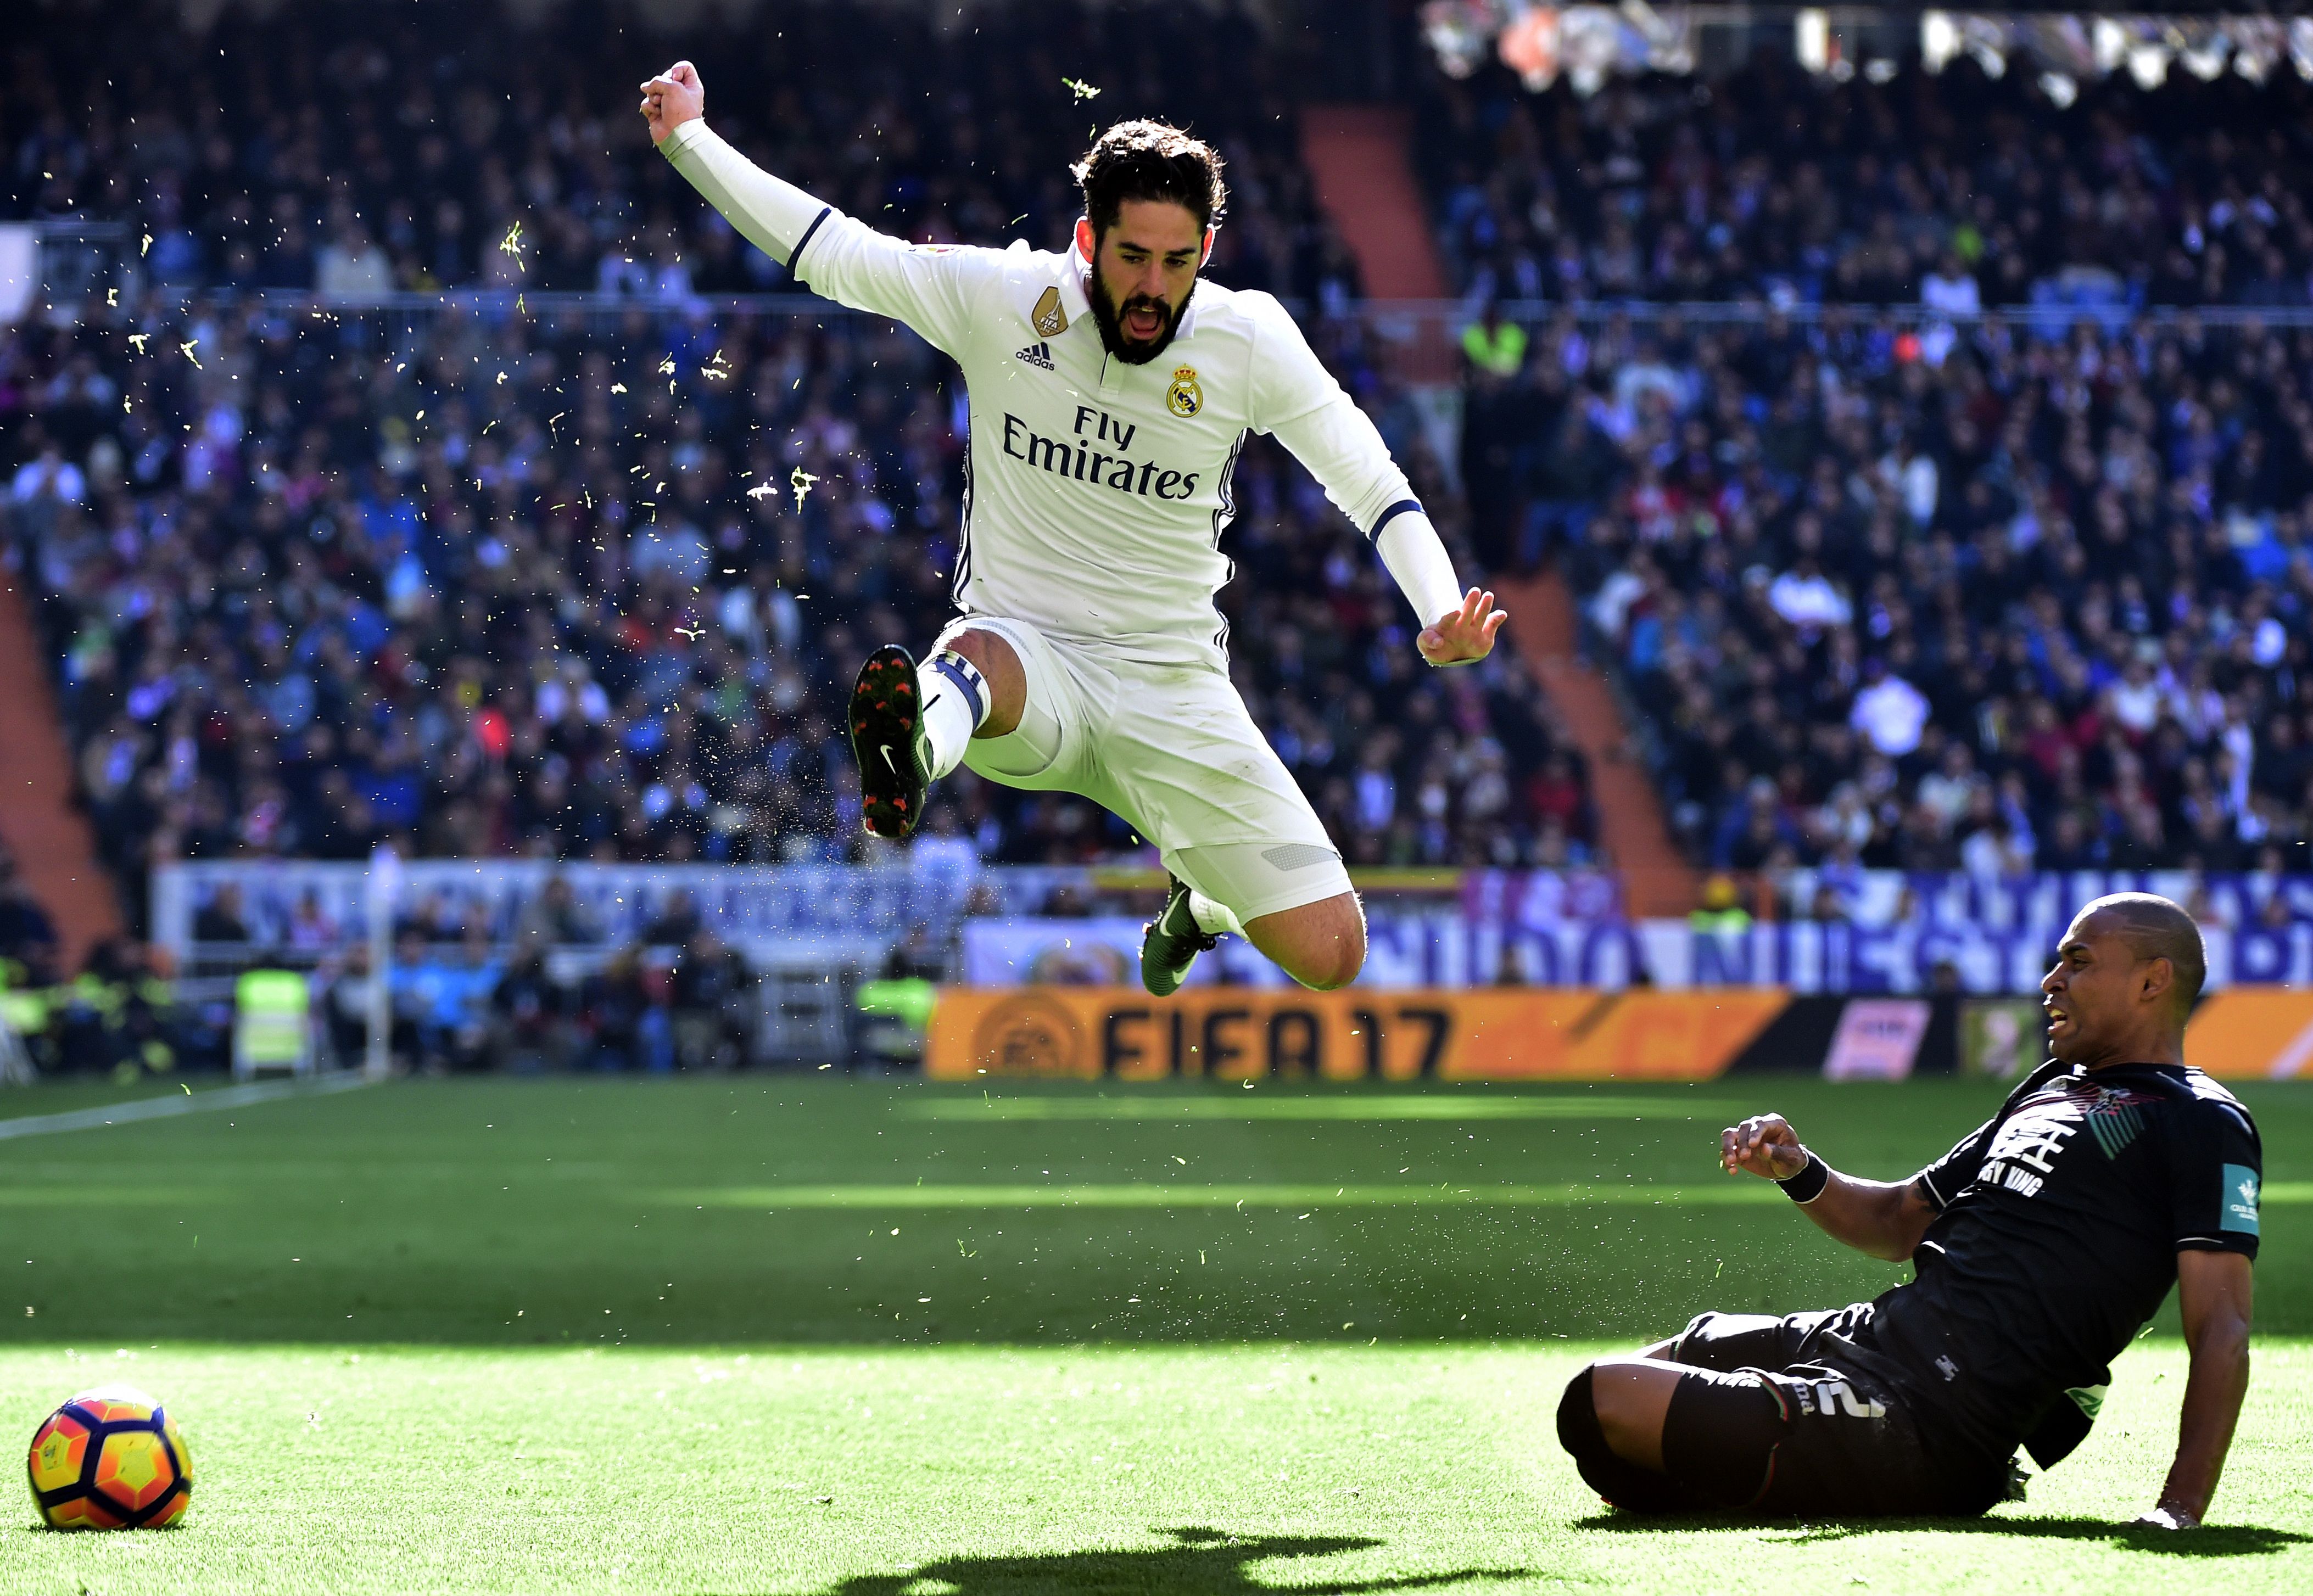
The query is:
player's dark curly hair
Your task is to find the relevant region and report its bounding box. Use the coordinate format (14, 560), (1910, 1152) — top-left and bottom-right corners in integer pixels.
(1072, 120), (1228, 239)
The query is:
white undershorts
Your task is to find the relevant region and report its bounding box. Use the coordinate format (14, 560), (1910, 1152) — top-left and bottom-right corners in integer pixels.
(937, 614), (1353, 923)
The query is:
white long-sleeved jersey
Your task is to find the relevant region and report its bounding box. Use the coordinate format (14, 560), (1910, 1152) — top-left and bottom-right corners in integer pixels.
(663, 120), (1456, 670)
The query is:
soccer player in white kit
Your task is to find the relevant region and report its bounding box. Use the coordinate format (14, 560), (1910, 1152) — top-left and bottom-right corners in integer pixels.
(641, 61), (1503, 995)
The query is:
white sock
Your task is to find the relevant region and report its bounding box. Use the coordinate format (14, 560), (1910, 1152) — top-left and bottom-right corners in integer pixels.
(1188, 890), (1242, 938)
(917, 649), (988, 781)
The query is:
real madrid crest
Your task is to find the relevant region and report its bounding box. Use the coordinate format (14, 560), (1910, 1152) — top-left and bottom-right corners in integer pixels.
(1166, 366), (1203, 419)
(1031, 286), (1068, 338)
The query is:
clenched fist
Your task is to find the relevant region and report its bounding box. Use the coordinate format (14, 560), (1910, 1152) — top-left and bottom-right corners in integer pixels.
(1721, 1112), (1809, 1180)
(639, 60), (705, 146)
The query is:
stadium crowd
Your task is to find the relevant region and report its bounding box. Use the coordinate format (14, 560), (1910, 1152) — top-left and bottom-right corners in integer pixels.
(1415, 51), (2313, 876)
(1417, 51), (2313, 311)
(1485, 306), (2313, 875)
(0, 0), (1591, 965)
(5, 0), (1364, 307)
(10, 0), (2313, 1051)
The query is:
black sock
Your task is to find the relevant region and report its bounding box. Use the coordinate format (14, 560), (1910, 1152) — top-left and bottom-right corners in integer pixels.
(1557, 1365), (1688, 1513)
(1660, 1369), (1786, 1509)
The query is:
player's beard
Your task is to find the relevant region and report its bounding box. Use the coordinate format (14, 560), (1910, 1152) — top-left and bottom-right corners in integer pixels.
(1088, 270), (1183, 366)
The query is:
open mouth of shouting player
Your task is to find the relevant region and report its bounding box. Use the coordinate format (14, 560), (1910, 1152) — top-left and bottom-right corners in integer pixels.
(1093, 285), (1176, 363)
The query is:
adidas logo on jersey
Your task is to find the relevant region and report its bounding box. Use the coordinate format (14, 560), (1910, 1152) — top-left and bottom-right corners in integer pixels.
(1014, 342), (1054, 371)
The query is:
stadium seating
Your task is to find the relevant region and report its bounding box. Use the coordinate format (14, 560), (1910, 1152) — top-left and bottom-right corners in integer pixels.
(1417, 55), (2313, 877)
(1414, 53), (2313, 311)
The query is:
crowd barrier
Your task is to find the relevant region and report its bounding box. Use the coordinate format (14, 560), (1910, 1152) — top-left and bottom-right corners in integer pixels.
(157, 860), (2313, 998)
(960, 914), (2313, 993)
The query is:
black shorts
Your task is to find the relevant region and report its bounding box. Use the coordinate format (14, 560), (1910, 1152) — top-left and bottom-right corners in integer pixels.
(1668, 1306), (2008, 1517)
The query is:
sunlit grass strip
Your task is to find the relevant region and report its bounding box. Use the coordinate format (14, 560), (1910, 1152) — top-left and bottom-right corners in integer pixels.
(15, 1178), (2312, 1209)
(660, 1179), (2313, 1209)
(903, 1095), (1740, 1122)
(661, 1181), (1792, 1208)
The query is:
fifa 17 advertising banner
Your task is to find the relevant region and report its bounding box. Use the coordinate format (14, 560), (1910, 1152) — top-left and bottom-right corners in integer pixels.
(924, 988), (1790, 1082)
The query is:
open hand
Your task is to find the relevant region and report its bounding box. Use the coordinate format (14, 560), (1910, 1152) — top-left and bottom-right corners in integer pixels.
(1416, 587), (1506, 667)
(1721, 1113), (1809, 1180)
(639, 60), (705, 146)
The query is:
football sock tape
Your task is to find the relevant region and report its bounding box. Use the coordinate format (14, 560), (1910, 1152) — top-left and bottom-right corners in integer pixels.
(928, 650), (988, 727)
(919, 649), (990, 782)
(1186, 889), (1243, 938)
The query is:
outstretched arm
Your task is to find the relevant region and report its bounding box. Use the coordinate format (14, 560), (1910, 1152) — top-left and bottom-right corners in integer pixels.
(640, 62), (837, 277)
(639, 60), (985, 355)
(1250, 301), (1501, 667)
(2140, 1248), (2253, 1529)
(1720, 1113), (1939, 1262)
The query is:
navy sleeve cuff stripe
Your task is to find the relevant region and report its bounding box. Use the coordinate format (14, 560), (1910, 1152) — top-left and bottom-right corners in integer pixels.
(789, 207), (831, 277)
(1368, 499), (1422, 541)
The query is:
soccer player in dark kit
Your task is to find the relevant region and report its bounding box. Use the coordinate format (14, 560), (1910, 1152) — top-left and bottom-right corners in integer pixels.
(1557, 892), (2259, 1525)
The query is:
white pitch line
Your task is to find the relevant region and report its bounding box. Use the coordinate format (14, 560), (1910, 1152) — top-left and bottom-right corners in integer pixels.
(0, 1072), (376, 1141)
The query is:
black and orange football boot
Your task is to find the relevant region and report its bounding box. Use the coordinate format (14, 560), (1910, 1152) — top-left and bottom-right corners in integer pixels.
(849, 643), (932, 839)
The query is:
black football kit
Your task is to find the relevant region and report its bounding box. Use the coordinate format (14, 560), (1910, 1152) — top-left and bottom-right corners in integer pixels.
(1561, 1060), (2262, 1516)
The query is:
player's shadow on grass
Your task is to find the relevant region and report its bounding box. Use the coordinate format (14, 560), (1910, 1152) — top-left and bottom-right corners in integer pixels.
(1578, 1511), (2309, 1556)
(805, 1526), (1530, 1594)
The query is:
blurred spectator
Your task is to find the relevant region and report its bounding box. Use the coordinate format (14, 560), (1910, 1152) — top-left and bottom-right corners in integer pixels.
(515, 875), (599, 947)
(1037, 883), (1095, 919)
(642, 889), (703, 948)
(670, 929), (752, 1071)
(489, 947), (565, 1073)
(320, 945), (384, 1069)
(388, 927), (500, 1071)
(193, 884), (251, 943)
(1462, 303), (1528, 377)
(1851, 662), (1931, 759)
(286, 889), (340, 950)
(0, 852), (62, 977)
(315, 221), (394, 298)
(577, 946), (645, 1072)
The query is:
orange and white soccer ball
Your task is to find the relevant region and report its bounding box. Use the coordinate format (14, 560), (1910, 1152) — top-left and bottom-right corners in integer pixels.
(26, 1386), (193, 1529)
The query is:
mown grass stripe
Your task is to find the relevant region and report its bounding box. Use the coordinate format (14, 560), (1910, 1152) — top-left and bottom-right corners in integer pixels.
(667, 1181), (1791, 1208)
(903, 1096), (1739, 1122)
(658, 1178), (2313, 1210)
(10, 1172), (2309, 1211)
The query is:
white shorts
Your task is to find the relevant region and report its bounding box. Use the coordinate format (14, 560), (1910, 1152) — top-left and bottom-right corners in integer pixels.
(938, 614), (1352, 923)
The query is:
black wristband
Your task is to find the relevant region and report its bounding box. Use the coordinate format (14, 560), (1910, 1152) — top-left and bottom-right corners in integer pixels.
(1777, 1153), (1829, 1204)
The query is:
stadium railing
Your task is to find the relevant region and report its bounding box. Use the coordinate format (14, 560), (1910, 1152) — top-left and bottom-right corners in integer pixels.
(36, 265), (2313, 335)
(155, 859), (2313, 995)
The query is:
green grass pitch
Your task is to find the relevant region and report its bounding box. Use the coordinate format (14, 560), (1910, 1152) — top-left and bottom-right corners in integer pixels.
(2, 1073), (2309, 1592)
